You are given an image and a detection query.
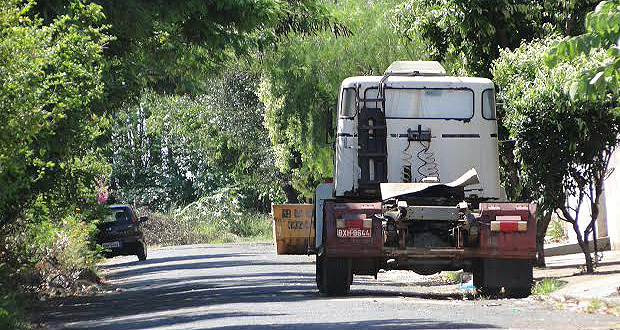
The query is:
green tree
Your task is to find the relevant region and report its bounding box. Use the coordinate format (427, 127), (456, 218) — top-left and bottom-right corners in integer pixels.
(392, 0), (599, 77)
(26, 0), (343, 210)
(109, 68), (283, 211)
(32, 0), (345, 108)
(259, 0), (427, 196)
(0, 0), (111, 231)
(494, 38), (620, 272)
(546, 0), (620, 100)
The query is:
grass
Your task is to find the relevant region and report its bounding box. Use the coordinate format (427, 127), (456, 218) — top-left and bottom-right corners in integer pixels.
(196, 213), (273, 243)
(584, 298), (620, 315)
(532, 277), (566, 295)
(441, 271), (462, 284)
(585, 298), (604, 313)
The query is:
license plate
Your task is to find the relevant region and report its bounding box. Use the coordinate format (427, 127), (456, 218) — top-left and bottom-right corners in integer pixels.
(337, 228), (371, 238)
(102, 241), (121, 248)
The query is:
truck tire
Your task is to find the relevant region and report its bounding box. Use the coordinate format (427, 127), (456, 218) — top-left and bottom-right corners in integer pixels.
(321, 257), (351, 296)
(136, 241), (147, 261)
(316, 255), (325, 293)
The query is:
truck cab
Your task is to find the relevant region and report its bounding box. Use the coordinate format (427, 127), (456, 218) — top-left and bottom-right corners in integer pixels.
(334, 61), (501, 200)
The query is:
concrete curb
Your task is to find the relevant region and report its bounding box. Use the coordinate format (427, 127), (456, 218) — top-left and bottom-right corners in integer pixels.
(545, 237), (610, 257)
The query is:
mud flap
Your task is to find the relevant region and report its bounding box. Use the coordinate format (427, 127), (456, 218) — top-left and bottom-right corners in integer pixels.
(473, 258), (533, 295)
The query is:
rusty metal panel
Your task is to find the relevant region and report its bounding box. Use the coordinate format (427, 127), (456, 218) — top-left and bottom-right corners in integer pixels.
(271, 204), (315, 255)
(324, 201), (384, 257)
(478, 202), (536, 258)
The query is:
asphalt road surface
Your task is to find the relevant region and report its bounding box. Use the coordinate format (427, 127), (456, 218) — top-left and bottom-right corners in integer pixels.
(42, 242), (620, 330)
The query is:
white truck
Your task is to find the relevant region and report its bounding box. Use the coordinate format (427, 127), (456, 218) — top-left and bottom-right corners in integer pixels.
(279, 61), (536, 297)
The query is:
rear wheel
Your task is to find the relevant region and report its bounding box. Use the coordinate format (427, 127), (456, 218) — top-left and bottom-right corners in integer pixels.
(316, 255), (325, 293)
(321, 257), (351, 296)
(136, 241), (147, 261)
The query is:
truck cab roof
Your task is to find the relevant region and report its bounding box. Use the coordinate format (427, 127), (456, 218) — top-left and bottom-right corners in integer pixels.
(340, 75), (494, 89)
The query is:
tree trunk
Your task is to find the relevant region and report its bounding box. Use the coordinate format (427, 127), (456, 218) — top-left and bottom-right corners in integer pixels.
(565, 13), (576, 36)
(562, 205), (595, 273)
(535, 211), (552, 267)
(573, 219), (594, 273)
(581, 239), (594, 273)
(495, 28), (509, 49)
(282, 183), (299, 204)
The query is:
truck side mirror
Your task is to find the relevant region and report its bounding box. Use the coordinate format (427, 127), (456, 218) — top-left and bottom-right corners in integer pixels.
(139, 216), (148, 223)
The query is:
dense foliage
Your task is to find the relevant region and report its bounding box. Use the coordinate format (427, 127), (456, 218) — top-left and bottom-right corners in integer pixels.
(109, 69), (283, 211)
(392, 0), (599, 77)
(546, 0), (620, 100)
(494, 37), (620, 272)
(0, 1), (110, 326)
(0, 0), (110, 231)
(259, 0), (427, 195)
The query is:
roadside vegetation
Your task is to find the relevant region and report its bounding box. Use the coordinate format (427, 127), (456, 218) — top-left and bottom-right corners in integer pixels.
(532, 278), (567, 295)
(2, 0), (620, 326)
(140, 190), (273, 247)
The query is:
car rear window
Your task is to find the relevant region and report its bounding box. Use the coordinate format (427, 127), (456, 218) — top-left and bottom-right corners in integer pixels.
(104, 208), (131, 223)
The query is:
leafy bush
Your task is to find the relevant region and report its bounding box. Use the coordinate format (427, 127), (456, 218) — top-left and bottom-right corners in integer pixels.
(140, 188), (273, 246)
(140, 210), (210, 247)
(547, 217), (567, 239)
(0, 209), (103, 328)
(2, 216), (101, 294)
(0, 291), (19, 330)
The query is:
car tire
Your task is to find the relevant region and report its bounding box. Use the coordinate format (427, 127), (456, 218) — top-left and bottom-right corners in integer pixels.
(137, 242), (147, 261)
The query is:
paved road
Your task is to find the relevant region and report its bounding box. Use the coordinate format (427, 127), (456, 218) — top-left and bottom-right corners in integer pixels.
(42, 242), (620, 330)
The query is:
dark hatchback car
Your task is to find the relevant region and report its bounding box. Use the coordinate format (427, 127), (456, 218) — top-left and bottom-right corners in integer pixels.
(97, 204), (148, 261)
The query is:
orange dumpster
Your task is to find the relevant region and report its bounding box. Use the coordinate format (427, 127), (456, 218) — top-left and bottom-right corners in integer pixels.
(271, 204), (315, 255)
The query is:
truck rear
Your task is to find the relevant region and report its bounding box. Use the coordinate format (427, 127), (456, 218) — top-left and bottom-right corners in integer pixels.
(275, 61), (535, 297)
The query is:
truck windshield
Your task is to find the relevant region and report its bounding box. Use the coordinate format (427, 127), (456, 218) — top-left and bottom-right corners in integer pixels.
(382, 88), (474, 119)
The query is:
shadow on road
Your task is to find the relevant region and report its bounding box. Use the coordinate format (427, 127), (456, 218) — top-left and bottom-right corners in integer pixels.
(207, 319), (498, 330)
(39, 245), (484, 329)
(99, 253), (260, 269)
(103, 257), (314, 280)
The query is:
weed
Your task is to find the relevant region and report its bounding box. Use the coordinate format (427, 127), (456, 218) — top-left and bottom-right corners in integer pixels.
(585, 298), (604, 313)
(139, 190), (274, 246)
(532, 278), (565, 295)
(441, 271), (461, 284)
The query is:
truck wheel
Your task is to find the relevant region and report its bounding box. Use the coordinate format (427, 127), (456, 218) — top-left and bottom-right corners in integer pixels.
(136, 242), (147, 261)
(316, 255), (325, 293)
(321, 257), (351, 296)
